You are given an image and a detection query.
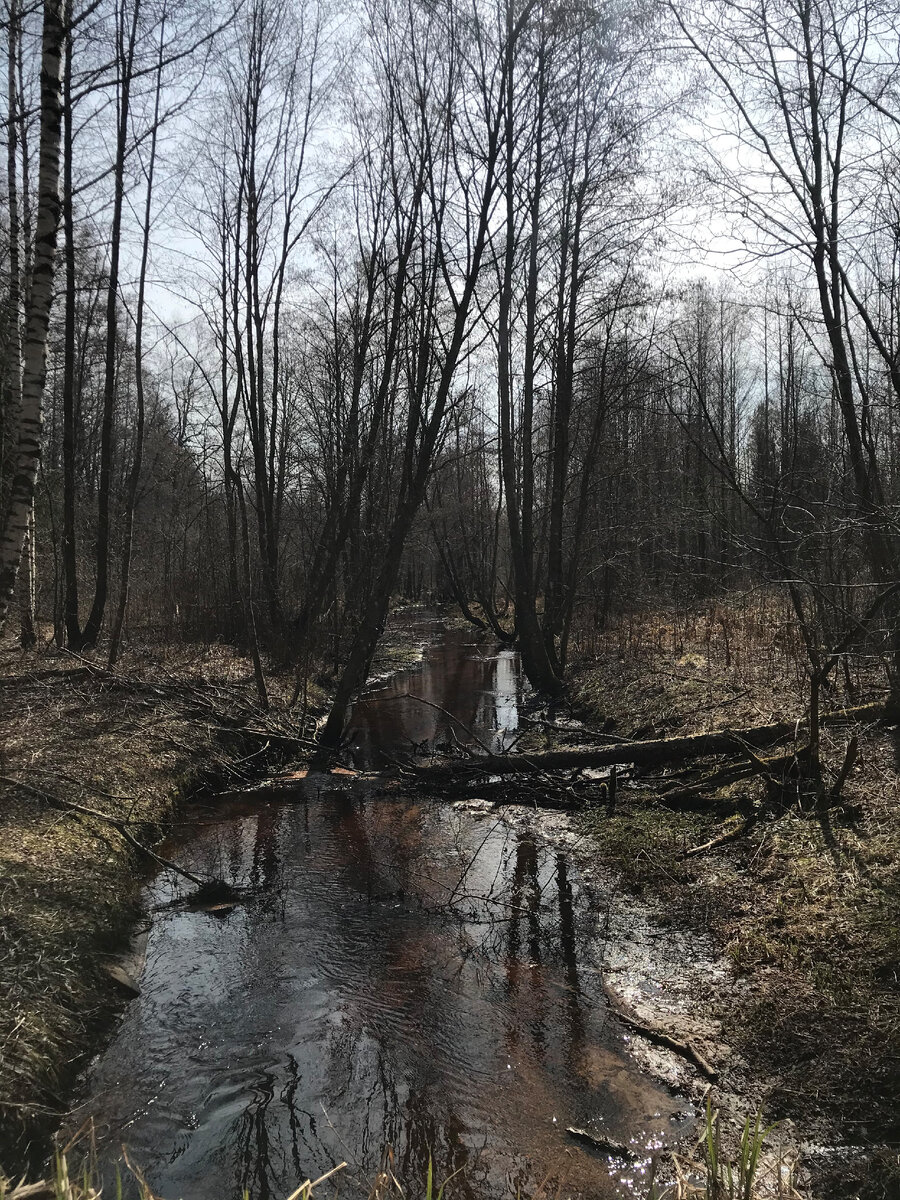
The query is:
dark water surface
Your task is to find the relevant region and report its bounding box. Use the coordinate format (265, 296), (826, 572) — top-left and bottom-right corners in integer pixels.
(71, 624), (690, 1199)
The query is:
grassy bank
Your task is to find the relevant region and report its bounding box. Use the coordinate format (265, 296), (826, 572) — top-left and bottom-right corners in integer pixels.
(563, 596), (900, 1200)
(0, 634), (325, 1176)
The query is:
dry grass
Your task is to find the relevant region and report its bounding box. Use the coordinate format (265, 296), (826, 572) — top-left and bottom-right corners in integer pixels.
(1, 1130), (799, 1200)
(0, 1147), (345, 1200)
(566, 593), (900, 1199)
(568, 588), (889, 739)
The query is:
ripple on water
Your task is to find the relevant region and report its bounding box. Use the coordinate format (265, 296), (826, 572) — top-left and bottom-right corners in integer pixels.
(68, 628), (694, 1199)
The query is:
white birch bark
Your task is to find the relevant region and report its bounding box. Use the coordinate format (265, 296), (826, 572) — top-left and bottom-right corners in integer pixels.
(0, 0), (64, 635)
(7, 0), (37, 647)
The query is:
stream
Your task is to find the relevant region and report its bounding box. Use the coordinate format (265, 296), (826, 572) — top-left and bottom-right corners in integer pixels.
(70, 623), (695, 1199)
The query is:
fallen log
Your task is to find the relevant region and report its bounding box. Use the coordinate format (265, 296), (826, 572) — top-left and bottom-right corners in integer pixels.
(410, 702), (884, 779)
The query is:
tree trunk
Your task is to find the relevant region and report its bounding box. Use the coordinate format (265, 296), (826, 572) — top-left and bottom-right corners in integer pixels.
(108, 11), (163, 667)
(497, 0), (563, 697)
(18, 502), (37, 646)
(60, 19), (82, 649)
(0, 0), (64, 635)
(6, 0), (37, 648)
(82, 0), (141, 649)
(411, 703), (884, 780)
(315, 497), (414, 750)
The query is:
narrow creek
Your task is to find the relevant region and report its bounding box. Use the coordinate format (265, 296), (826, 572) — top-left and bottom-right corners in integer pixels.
(70, 623), (696, 1199)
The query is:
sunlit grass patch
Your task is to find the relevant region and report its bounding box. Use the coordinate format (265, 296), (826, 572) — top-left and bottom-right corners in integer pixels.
(668, 1102), (800, 1200)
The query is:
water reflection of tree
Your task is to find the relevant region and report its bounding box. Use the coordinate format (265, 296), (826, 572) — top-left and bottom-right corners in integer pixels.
(99, 778), (618, 1200)
(347, 632), (523, 765)
(251, 806), (281, 901)
(556, 854), (586, 1070)
(504, 836), (549, 1056)
(398, 1085), (482, 1200)
(234, 1068), (277, 1200)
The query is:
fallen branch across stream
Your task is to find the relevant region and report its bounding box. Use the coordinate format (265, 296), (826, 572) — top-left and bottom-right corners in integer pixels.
(409, 702), (884, 780)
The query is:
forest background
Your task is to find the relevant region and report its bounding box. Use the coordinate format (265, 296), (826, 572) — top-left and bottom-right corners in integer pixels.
(3, 0), (900, 1196)
(4, 0), (900, 731)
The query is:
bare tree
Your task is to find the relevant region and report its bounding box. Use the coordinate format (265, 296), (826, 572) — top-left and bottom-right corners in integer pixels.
(107, 0), (167, 666)
(671, 0), (900, 687)
(5, 0), (37, 647)
(0, 0), (65, 635)
(317, 0), (509, 746)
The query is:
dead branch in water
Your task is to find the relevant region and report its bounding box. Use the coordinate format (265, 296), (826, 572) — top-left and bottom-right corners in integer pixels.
(409, 703), (884, 780)
(607, 996), (719, 1081)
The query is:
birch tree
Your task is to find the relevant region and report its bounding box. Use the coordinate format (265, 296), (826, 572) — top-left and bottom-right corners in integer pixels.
(0, 0), (65, 636)
(5, 0), (37, 647)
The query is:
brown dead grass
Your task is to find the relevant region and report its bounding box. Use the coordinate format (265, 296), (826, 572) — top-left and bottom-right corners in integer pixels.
(0, 632), (323, 1177)
(567, 592), (900, 1200)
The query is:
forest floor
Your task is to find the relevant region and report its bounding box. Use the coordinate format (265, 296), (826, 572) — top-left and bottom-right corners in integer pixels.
(552, 598), (900, 1200)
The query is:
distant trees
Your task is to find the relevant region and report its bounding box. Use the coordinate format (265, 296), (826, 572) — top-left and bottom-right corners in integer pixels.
(2, 0), (900, 744)
(670, 0), (900, 696)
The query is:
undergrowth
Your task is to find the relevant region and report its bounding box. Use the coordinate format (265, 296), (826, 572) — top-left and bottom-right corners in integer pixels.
(666, 1102), (799, 1200)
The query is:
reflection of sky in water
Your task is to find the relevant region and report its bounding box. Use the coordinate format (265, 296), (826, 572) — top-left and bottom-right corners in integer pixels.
(493, 650), (519, 739)
(349, 630), (523, 765)
(70, 793), (688, 1200)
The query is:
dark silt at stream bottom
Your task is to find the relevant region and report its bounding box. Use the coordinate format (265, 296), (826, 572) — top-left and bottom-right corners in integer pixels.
(69, 624), (694, 1199)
